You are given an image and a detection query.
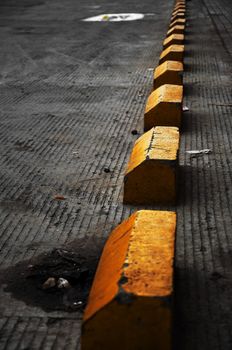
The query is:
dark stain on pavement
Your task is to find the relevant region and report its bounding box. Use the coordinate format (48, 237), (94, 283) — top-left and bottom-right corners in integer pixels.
(0, 238), (102, 313)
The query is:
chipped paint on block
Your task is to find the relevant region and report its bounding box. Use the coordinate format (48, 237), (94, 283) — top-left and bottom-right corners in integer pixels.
(153, 60), (183, 89)
(163, 33), (184, 50)
(82, 210), (176, 350)
(123, 127), (179, 204)
(144, 84), (183, 130)
(159, 44), (184, 64)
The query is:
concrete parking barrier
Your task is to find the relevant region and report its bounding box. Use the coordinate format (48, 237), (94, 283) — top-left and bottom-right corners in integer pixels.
(175, 1), (185, 5)
(169, 18), (186, 29)
(174, 4), (185, 9)
(159, 44), (184, 64)
(171, 12), (185, 21)
(172, 8), (186, 16)
(163, 33), (184, 50)
(167, 25), (185, 37)
(123, 127), (180, 204)
(153, 60), (183, 89)
(174, 6), (185, 12)
(82, 209), (176, 350)
(144, 84), (183, 130)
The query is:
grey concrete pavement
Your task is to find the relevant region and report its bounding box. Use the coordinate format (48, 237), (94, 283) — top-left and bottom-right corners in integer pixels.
(0, 0), (232, 349)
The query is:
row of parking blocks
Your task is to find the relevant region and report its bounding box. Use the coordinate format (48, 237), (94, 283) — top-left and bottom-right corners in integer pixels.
(82, 1), (186, 349)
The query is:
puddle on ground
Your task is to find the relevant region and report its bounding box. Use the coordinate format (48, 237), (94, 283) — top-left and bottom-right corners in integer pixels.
(0, 238), (103, 313)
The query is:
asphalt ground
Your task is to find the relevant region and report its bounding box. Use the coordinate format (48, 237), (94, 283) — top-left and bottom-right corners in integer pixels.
(0, 0), (231, 349)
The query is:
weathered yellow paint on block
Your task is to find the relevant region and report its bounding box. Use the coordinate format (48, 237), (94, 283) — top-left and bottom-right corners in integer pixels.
(144, 84), (183, 130)
(174, 4), (185, 9)
(163, 34), (184, 50)
(171, 12), (185, 21)
(153, 61), (183, 89)
(144, 85), (183, 129)
(82, 210), (176, 350)
(123, 127), (179, 204)
(174, 6), (185, 12)
(172, 8), (186, 16)
(170, 18), (186, 29)
(173, 7), (185, 12)
(159, 44), (184, 64)
(167, 25), (185, 37)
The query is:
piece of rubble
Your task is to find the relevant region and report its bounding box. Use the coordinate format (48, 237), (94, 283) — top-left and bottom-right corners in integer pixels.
(42, 277), (56, 290)
(57, 277), (71, 289)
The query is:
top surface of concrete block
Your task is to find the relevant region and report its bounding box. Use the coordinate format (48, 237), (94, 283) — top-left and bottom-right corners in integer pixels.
(170, 18), (186, 28)
(145, 84), (183, 112)
(144, 84), (183, 129)
(167, 25), (185, 37)
(84, 209), (176, 322)
(163, 33), (184, 49)
(154, 61), (183, 79)
(159, 44), (184, 64)
(126, 126), (180, 175)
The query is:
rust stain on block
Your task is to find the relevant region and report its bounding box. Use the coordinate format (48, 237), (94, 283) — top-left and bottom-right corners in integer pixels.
(82, 210), (176, 350)
(123, 127), (179, 204)
(153, 60), (183, 89)
(159, 44), (184, 64)
(169, 18), (186, 29)
(167, 25), (185, 37)
(144, 84), (183, 130)
(163, 33), (184, 50)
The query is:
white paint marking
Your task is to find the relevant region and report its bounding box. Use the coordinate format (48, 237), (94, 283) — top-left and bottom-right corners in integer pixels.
(83, 13), (145, 22)
(186, 149), (212, 155)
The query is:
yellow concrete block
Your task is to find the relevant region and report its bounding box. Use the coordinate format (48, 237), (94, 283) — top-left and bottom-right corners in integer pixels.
(153, 60), (183, 89)
(169, 18), (186, 29)
(174, 4), (185, 9)
(172, 8), (186, 16)
(171, 12), (185, 21)
(174, 6), (185, 12)
(159, 44), (184, 64)
(123, 127), (180, 204)
(82, 210), (176, 350)
(144, 84), (183, 130)
(167, 25), (185, 37)
(163, 33), (184, 50)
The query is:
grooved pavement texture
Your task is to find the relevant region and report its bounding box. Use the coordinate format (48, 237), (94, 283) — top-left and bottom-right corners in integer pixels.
(175, 0), (232, 349)
(0, 0), (231, 349)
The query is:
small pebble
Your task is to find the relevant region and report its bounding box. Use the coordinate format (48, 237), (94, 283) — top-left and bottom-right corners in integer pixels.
(42, 277), (56, 290)
(57, 278), (71, 289)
